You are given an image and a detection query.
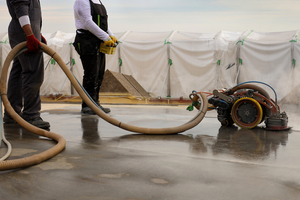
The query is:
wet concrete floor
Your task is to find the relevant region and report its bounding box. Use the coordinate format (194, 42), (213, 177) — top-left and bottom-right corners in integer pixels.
(0, 103), (300, 200)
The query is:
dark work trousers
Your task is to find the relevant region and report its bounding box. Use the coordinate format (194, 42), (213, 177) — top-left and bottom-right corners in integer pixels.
(5, 0), (43, 121)
(4, 52), (44, 121)
(80, 51), (106, 109)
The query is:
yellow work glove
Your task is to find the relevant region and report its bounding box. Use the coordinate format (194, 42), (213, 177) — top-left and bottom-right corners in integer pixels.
(110, 35), (118, 44)
(103, 37), (114, 47)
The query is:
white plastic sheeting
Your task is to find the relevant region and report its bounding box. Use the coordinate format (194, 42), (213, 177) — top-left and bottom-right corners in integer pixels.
(215, 31), (241, 89)
(237, 30), (300, 101)
(0, 33), (11, 71)
(1, 30), (300, 101)
(169, 32), (217, 98)
(114, 31), (169, 98)
(42, 31), (75, 95)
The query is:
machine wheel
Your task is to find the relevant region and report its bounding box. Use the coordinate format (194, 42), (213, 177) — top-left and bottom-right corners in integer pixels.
(231, 97), (263, 129)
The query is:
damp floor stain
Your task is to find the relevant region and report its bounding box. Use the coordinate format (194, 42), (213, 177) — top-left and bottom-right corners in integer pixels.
(151, 178), (169, 184)
(1, 104), (300, 200)
(36, 157), (74, 170)
(99, 173), (130, 179)
(11, 148), (38, 156)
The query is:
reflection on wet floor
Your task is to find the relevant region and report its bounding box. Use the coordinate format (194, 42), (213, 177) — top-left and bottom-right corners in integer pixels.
(109, 125), (291, 161)
(212, 126), (290, 160)
(4, 123), (42, 140)
(81, 116), (101, 144)
(2, 108), (292, 163)
(1, 104), (300, 200)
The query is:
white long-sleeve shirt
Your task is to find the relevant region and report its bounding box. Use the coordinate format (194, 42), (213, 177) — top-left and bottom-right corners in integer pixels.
(74, 0), (114, 41)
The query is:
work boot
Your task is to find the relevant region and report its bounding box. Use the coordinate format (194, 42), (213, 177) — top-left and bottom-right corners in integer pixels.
(100, 105), (111, 113)
(81, 106), (111, 114)
(3, 116), (17, 124)
(26, 117), (50, 130)
(81, 107), (96, 115)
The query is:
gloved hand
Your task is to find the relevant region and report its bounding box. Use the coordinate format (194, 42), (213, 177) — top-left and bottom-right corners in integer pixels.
(27, 34), (41, 52)
(110, 36), (118, 44)
(103, 37), (114, 47)
(41, 34), (47, 44)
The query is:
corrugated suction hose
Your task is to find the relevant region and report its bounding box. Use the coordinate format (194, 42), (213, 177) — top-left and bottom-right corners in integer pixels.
(0, 42), (208, 171)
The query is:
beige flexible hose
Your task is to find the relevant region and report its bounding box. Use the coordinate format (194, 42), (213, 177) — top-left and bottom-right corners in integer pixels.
(0, 42), (208, 171)
(42, 43), (208, 134)
(0, 43), (67, 171)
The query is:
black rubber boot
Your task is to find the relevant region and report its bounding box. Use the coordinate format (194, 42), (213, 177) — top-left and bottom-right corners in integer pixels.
(81, 107), (96, 115)
(3, 116), (17, 124)
(100, 105), (111, 113)
(26, 117), (50, 129)
(81, 105), (111, 114)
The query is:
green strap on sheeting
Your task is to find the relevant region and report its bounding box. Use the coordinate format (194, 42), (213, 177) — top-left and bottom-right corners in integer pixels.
(164, 31), (174, 45)
(293, 59), (296, 68)
(0, 38), (8, 44)
(236, 30), (252, 68)
(50, 58), (75, 66)
(51, 59), (56, 65)
(169, 59), (173, 66)
(117, 31), (129, 43)
(290, 32), (300, 42)
(236, 30), (254, 45)
(290, 34), (299, 68)
(119, 58), (122, 67)
(217, 60), (221, 65)
(239, 58), (243, 65)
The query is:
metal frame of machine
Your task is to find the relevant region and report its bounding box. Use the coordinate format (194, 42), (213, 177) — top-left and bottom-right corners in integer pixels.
(189, 81), (290, 131)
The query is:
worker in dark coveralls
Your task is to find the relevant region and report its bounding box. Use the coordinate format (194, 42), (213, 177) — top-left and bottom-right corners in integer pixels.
(73, 0), (117, 114)
(4, 0), (50, 129)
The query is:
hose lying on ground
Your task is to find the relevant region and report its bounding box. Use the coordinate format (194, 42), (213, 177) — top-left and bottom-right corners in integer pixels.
(44, 42), (208, 134)
(0, 43), (66, 171)
(0, 42), (208, 171)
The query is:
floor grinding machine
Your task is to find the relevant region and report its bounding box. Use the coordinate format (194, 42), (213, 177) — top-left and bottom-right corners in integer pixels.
(0, 42), (291, 171)
(189, 81), (290, 131)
